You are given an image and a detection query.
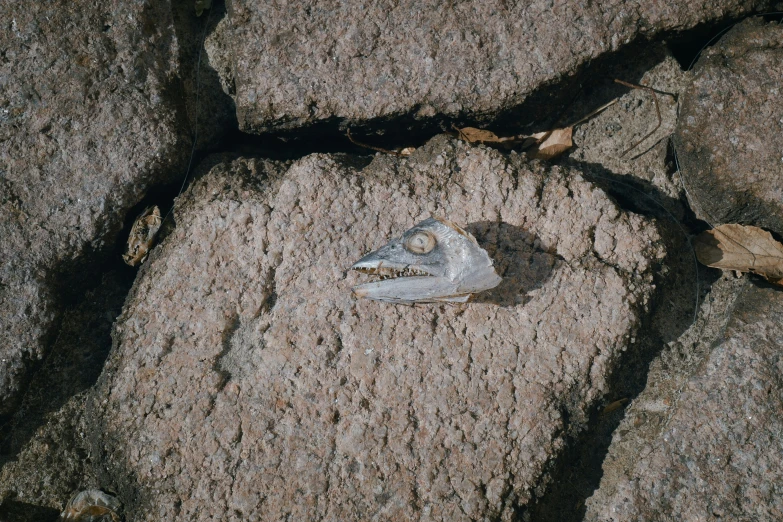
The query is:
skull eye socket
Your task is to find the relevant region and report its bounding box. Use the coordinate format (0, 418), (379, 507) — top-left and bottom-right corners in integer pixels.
(404, 230), (436, 254)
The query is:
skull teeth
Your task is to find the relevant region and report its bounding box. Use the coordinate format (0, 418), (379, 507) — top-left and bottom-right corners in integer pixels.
(355, 266), (430, 280)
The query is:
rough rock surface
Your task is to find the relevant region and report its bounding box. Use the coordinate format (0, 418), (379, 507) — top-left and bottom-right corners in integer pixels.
(674, 17), (783, 232)
(0, 0), (190, 416)
(0, 395), (94, 518)
(572, 54), (686, 201)
(210, 0), (764, 131)
(0, 270), (131, 513)
(585, 278), (783, 521)
(93, 136), (664, 521)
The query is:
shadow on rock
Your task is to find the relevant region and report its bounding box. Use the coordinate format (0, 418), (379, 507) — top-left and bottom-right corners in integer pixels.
(170, 0), (238, 152)
(0, 268), (133, 461)
(467, 221), (557, 307)
(0, 499), (60, 522)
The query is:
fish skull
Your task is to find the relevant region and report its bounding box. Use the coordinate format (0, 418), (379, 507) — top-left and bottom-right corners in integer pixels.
(351, 217), (502, 303)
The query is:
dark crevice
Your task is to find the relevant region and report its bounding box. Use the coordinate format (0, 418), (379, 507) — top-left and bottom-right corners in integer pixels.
(0, 0), (231, 459)
(171, 0), (237, 151)
(0, 1), (235, 516)
(216, 10), (774, 162)
(47, 5), (247, 516)
(668, 11), (783, 70)
(667, 15), (753, 70)
(0, 500), (60, 522)
(520, 260), (720, 520)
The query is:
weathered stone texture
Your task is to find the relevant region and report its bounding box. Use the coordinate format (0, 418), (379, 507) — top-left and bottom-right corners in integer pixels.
(572, 54), (687, 200)
(211, 0), (764, 131)
(0, 1), (189, 415)
(94, 136), (663, 521)
(674, 18), (783, 232)
(0, 269), (130, 511)
(585, 281), (783, 521)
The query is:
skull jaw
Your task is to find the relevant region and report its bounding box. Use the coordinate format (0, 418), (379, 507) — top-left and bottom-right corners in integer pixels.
(351, 276), (470, 304)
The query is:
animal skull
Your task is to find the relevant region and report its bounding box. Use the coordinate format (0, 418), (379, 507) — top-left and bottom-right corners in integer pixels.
(351, 217), (502, 303)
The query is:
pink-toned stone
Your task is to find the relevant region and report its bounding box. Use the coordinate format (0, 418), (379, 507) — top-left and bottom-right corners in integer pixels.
(210, 0), (764, 131)
(96, 136), (663, 520)
(0, 0), (190, 416)
(585, 281), (783, 521)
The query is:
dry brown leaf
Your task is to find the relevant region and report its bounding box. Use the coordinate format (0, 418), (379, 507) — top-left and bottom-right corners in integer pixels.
(345, 128), (412, 156)
(455, 125), (572, 158)
(524, 127), (573, 160)
(694, 224), (783, 285)
(195, 0), (212, 16)
(456, 127), (515, 144)
(602, 398), (629, 415)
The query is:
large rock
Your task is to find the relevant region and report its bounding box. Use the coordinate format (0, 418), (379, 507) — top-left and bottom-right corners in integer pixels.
(674, 17), (783, 232)
(93, 136), (664, 520)
(0, 1), (191, 417)
(210, 0), (764, 131)
(585, 279), (783, 521)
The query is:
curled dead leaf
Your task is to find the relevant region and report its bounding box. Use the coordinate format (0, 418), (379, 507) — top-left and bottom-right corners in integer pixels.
(60, 490), (121, 521)
(524, 127), (573, 160)
(195, 0), (212, 16)
(602, 398), (629, 415)
(694, 224), (783, 285)
(455, 127), (516, 145)
(455, 125), (573, 160)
